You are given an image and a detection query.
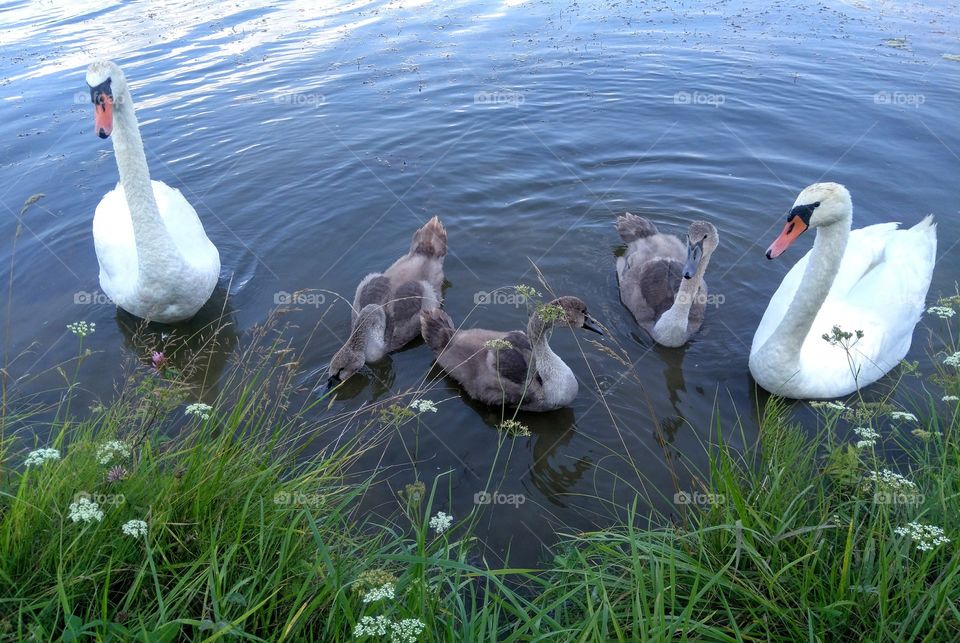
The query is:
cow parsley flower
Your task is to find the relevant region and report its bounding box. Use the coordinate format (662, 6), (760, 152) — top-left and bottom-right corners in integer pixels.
(24, 448), (60, 467)
(889, 411), (918, 423)
(927, 306), (956, 319)
(866, 469), (916, 492)
(185, 402), (212, 420)
(497, 419), (531, 436)
(894, 522), (951, 552)
(810, 401), (847, 412)
(66, 321), (96, 337)
(68, 497), (104, 523)
(361, 582), (395, 604)
(390, 618), (425, 643)
(96, 440), (131, 465)
(944, 352), (960, 368)
(429, 511), (453, 534)
(409, 399), (437, 413)
(354, 615), (391, 638)
(121, 519), (148, 538)
(942, 395), (959, 402)
(853, 426), (879, 448)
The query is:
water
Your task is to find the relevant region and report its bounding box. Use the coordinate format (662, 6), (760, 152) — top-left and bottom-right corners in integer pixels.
(1, 0), (958, 566)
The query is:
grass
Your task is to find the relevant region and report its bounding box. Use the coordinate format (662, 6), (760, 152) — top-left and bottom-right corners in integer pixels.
(2, 293), (959, 641)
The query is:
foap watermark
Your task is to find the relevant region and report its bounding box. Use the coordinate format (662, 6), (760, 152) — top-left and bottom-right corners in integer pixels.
(474, 90), (525, 107)
(674, 490), (725, 506)
(273, 92), (326, 108)
(873, 91), (924, 108)
(73, 491), (125, 506)
(874, 491), (924, 505)
(273, 491), (323, 507)
(673, 90), (725, 107)
(675, 291), (726, 308)
(274, 291), (326, 307)
(74, 290), (114, 305)
(474, 490), (526, 507)
(474, 290), (528, 307)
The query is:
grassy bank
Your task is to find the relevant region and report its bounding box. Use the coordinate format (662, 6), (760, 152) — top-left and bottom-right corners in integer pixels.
(2, 302), (959, 641)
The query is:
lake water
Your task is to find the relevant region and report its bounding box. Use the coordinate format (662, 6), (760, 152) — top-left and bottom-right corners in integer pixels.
(2, 0), (958, 566)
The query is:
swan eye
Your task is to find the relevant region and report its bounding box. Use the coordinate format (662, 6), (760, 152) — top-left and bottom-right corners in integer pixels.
(813, 201), (821, 207)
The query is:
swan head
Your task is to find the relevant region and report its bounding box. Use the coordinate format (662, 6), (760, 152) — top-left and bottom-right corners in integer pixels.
(543, 296), (603, 335)
(683, 221), (719, 279)
(326, 304), (387, 389)
(86, 60), (128, 139)
(767, 182), (852, 259)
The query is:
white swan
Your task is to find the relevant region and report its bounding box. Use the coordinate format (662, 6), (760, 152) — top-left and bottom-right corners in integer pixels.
(86, 60), (219, 323)
(749, 182), (936, 399)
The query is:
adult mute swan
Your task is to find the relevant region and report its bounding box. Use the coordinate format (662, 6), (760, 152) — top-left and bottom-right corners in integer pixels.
(326, 217), (447, 388)
(616, 214), (720, 347)
(749, 182), (936, 399)
(420, 296), (602, 411)
(86, 60), (220, 323)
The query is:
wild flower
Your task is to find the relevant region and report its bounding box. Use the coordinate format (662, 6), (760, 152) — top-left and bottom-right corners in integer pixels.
(106, 466), (128, 483)
(96, 440), (131, 465)
(361, 582), (395, 603)
(513, 284), (541, 301)
(927, 306), (956, 319)
(894, 522), (951, 552)
(354, 615), (391, 638)
(409, 399), (438, 414)
(68, 497), (104, 523)
(810, 401), (847, 412)
(401, 481), (426, 504)
(889, 411), (918, 423)
(121, 519), (148, 538)
(150, 351), (167, 371)
(185, 402), (212, 420)
(66, 321), (96, 337)
(355, 569), (397, 594)
(484, 338), (513, 351)
(866, 469), (916, 492)
(821, 325), (864, 347)
(391, 619), (426, 643)
(911, 428), (940, 440)
(429, 511), (453, 534)
(497, 419), (531, 436)
(853, 426), (879, 449)
(944, 352), (960, 368)
(24, 448), (60, 467)
(942, 395), (959, 402)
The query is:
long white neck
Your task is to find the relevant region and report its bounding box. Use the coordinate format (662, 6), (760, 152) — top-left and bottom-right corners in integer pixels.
(758, 216), (850, 366)
(110, 86), (180, 276)
(651, 248), (712, 346)
(527, 314), (576, 405)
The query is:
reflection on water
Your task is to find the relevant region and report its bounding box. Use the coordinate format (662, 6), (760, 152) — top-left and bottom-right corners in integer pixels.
(1, 0), (958, 565)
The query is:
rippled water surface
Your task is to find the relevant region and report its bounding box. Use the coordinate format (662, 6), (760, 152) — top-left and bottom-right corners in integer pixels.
(2, 0), (958, 564)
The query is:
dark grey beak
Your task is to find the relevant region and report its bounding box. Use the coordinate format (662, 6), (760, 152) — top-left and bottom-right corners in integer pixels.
(326, 375), (340, 390)
(582, 315), (603, 335)
(683, 240), (703, 279)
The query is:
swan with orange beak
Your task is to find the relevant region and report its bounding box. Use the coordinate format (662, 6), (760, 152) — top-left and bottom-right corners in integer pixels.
(85, 60), (220, 323)
(749, 182), (936, 399)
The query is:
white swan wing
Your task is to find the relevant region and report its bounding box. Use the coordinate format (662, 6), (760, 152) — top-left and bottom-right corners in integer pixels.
(153, 181), (221, 276)
(92, 184), (137, 302)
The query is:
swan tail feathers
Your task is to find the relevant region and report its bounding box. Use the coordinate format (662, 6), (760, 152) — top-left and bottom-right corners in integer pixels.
(411, 216), (448, 258)
(616, 213), (658, 243)
(421, 307), (454, 353)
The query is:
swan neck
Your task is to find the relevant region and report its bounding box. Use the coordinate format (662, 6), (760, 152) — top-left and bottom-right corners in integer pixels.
(652, 248), (712, 345)
(765, 218), (850, 360)
(110, 86), (178, 274)
(528, 313), (560, 378)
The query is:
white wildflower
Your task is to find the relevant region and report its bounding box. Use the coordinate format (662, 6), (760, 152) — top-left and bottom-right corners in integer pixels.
(390, 618), (426, 643)
(944, 352), (960, 368)
(866, 469), (916, 492)
(24, 448), (60, 467)
(354, 615), (391, 638)
(853, 426), (879, 448)
(68, 497), (104, 523)
(942, 395), (959, 402)
(927, 306), (956, 319)
(810, 401), (847, 411)
(429, 511), (453, 534)
(121, 519), (148, 538)
(184, 402), (212, 420)
(96, 440), (131, 465)
(889, 411), (918, 423)
(894, 522), (951, 552)
(409, 399), (438, 414)
(361, 582), (395, 604)
(66, 321), (96, 337)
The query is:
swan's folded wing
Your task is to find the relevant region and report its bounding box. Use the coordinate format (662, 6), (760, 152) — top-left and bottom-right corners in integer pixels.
(153, 181), (219, 274)
(485, 331), (532, 386)
(92, 185), (138, 297)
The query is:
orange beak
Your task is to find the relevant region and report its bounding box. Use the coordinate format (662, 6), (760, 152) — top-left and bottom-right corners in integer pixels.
(766, 217), (808, 259)
(94, 94), (113, 139)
